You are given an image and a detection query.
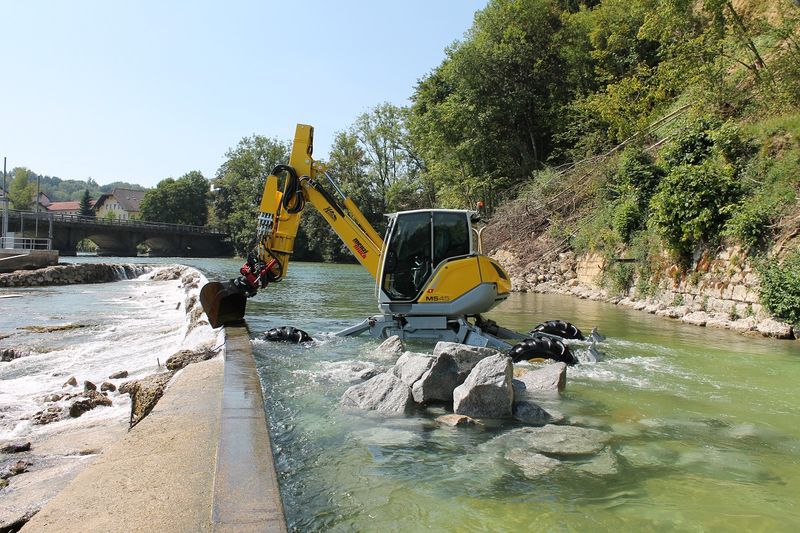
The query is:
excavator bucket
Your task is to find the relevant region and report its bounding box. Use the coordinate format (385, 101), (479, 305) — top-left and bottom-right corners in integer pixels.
(199, 281), (247, 328)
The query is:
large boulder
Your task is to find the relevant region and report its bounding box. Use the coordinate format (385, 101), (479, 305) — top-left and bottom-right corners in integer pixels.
(512, 400), (556, 425)
(411, 352), (460, 404)
(392, 352), (435, 386)
(512, 363), (567, 396)
(120, 372), (175, 427)
(452, 354), (514, 418)
(340, 373), (414, 414)
(756, 318), (793, 339)
(433, 342), (500, 384)
(68, 390), (112, 418)
(165, 346), (216, 371)
(376, 335), (405, 357)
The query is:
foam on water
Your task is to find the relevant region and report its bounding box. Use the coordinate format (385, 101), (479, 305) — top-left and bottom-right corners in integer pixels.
(0, 265), (220, 442)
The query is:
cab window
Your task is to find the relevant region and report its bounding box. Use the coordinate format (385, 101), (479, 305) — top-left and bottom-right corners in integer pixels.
(433, 212), (470, 267)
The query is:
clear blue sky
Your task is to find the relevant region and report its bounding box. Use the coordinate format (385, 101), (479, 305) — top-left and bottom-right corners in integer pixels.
(1, 0), (486, 187)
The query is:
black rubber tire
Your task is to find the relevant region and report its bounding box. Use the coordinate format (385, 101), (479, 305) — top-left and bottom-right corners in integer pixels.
(530, 319), (584, 340)
(262, 326), (312, 343)
(508, 333), (577, 365)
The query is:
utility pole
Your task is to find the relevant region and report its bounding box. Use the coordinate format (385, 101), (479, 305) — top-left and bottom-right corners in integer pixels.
(35, 174), (40, 237)
(2, 157), (7, 249)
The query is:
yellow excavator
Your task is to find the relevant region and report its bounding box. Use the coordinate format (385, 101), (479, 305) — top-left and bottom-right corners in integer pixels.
(201, 124), (596, 364)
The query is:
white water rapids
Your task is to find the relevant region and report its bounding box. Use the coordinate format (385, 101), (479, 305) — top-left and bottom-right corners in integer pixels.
(0, 264), (220, 527)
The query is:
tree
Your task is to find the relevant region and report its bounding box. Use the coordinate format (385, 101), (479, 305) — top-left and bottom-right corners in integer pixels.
(79, 189), (95, 217)
(8, 168), (35, 210)
(140, 171), (209, 226)
(212, 136), (290, 256)
(351, 103), (425, 215)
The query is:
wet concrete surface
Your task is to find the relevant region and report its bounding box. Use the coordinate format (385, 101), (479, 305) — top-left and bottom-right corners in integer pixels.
(23, 326), (287, 532)
(212, 326), (287, 532)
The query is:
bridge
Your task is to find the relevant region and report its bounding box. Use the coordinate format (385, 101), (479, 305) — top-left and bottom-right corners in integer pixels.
(2, 210), (232, 257)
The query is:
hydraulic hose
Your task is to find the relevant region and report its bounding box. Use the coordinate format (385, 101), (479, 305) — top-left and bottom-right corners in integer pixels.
(271, 164), (305, 214)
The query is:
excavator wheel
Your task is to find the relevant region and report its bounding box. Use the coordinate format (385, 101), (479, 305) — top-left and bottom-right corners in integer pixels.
(262, 326), (313, 344)
(508, 333), (578, 365)
(530, 319), (584, 340)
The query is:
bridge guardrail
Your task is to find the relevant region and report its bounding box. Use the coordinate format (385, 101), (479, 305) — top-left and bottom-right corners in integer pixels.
(1, 236), (52, 250)
(4, 210), (226, 235)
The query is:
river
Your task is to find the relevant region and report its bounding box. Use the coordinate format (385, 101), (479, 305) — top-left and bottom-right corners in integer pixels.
(3, 257), (800, 531)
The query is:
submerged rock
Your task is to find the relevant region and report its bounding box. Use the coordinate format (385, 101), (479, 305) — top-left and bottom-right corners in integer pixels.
(108, 370), (129, 379)
(120, 372), (175, 427)
(340, 373), (414, 414)
(575, 448), (619, 476)
(505, 449), (560, 478)
(490, 425), (611, 456)
(62, 376), (77, 388)
(436, 414), (478, 427)
(453, 354), (514, 419)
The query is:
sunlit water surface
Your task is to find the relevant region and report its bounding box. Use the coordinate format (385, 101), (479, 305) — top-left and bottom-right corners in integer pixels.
(47, 258), (800, 530)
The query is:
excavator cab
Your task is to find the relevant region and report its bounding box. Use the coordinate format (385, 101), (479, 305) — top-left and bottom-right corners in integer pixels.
(378, 209), (510, 316)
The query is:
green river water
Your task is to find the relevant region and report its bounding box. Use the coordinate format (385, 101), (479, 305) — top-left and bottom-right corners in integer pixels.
(70, 258), (800, 531)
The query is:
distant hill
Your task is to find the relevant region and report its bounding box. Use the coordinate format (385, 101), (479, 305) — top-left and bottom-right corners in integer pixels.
(9, 169), (145, 202)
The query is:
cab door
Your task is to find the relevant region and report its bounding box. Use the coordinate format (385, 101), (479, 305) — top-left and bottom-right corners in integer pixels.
(379, 211), (471, 302)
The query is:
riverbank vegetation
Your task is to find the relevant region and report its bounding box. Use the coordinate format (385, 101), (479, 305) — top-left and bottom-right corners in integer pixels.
(258, 0), (797, 326)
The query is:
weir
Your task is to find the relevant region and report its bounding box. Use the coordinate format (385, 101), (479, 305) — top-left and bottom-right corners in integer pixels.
(23, 326), (287, 532)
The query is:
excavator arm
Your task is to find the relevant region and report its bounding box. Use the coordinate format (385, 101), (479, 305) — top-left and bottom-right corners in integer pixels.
(254, 123), (383, 280)
(200, 124), (384, 327)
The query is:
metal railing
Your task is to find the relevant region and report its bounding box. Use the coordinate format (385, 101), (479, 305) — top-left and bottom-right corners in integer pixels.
(1, 236), (52, 250)
(4, 209), (226, 235)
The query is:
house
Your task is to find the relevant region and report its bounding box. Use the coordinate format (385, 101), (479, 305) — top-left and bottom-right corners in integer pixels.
(94, 188), (145, 220)
(35, 192), (51, 210)
(47, 199), (94, 215)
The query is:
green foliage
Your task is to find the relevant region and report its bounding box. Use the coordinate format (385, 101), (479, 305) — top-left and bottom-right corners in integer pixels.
(603, 260), (635, 295)
(758, 250), (800, 326)
(662, 116), (720, 167)
(79, 189), (95, 217)
(212, 136), (290, 256)
(7, 168), (36, 210)
(649, 160), (742, 259)
(140, 171), (209, 226)
(612, 195), (642, 243)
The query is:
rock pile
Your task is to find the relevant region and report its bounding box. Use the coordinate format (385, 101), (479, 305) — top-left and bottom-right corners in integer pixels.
(0, 263), (151, 288)
(340, 338), (565, 424)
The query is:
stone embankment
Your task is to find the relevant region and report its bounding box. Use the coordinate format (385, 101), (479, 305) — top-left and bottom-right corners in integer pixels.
(492, 246), (796, 340)
(0, 263), (152, 287)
